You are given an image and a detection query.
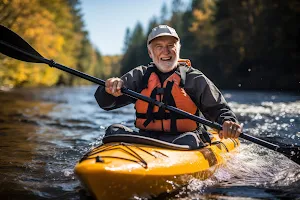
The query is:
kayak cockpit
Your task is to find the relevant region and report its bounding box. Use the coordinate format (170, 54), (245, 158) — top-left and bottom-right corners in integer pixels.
(102, 134), (194, 150)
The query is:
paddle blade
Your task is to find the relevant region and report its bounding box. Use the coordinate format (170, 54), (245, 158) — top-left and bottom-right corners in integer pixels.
(0, 25), (43, 63)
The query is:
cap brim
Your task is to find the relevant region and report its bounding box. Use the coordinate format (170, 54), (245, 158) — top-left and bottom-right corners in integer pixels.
(148, 33), (179, 44)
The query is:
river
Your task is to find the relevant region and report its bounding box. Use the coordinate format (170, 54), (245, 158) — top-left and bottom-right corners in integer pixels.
(0, 86), (299, 199)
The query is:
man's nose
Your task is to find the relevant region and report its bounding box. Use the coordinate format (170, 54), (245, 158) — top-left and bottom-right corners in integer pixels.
(162, 46), (170, 53)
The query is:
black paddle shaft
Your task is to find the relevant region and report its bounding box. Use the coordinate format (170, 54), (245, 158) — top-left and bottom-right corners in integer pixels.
(0, 25), (299, 165)
(0, 39), (284, 150)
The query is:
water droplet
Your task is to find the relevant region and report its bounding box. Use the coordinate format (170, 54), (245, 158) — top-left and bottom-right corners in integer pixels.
(100, 125), (105, 129)
(291, 135), (295, 139)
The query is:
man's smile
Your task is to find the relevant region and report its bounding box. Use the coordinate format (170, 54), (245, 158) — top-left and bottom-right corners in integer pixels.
(160, 56), (172, 61)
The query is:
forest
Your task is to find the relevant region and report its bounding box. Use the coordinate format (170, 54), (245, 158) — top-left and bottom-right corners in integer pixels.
(0, 0), (299, 90)
(0, 0), (121, 88)
(122, 0), (300, 90)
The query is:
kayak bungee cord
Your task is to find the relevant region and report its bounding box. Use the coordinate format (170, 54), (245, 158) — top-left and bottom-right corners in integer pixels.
(80, 142), (165, 168)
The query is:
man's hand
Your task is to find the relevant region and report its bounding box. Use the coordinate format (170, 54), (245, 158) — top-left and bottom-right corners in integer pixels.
(105, 77), (124, 97)
(219, 121), (242, 139)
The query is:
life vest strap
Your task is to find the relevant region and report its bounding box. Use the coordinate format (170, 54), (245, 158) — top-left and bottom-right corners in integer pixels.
(156, 88), (164, 94)
(143, 87), (158, 127)
(162, 81), (177, 133)
(138, 66), (156, 92)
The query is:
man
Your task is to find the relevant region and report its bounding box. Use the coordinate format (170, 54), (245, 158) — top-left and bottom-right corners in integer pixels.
(95, 25), (242, 148)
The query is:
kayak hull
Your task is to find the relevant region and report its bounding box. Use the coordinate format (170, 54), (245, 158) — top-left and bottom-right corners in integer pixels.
(75, 133), (239, 199)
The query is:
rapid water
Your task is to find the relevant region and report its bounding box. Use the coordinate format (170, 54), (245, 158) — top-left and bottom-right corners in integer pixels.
(0, 86), (299, 199)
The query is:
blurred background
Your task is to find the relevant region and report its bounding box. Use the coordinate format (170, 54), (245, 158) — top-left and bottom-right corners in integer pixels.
(0, 1), (300, 199)
(0, 0), (299, 91)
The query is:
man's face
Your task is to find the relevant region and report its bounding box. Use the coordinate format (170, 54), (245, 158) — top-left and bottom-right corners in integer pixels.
(148, 36), (180, 73)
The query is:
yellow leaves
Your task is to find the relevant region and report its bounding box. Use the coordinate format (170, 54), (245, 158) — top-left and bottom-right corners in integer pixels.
(15, 63), (28, 83)
(0, 0), (106, 88)
(193, 9), (210, 21)
(40, 67), (58, 86)
(0, 0), (77, 87)
(53, 36), (65, 52)
(102, 55), (122, 77)
(189, 0), (214, 33)
(187, 0), (216, 49)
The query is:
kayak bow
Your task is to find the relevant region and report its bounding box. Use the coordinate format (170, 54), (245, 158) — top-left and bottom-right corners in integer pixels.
(75, 132), (239, 199)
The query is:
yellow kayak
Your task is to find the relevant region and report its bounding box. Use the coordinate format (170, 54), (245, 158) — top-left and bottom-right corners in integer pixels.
(75, 131), (239, 200)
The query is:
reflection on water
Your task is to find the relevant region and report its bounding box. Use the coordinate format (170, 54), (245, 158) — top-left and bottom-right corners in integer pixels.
(0, 86), (299, 199)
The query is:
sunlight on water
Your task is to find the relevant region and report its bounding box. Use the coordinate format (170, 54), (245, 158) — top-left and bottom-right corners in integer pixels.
(166, 91), (300, 199)
(229, 99), (300, 146)
(0, 87), (299, 199)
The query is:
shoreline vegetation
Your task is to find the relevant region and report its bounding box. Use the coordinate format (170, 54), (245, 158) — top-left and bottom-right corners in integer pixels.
(0, 0), (299, 91)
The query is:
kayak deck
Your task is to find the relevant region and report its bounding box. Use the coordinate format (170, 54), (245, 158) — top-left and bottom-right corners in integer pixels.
(75, 133), (239, 200)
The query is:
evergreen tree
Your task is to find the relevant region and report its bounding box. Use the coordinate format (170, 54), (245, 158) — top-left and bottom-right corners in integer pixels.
(169, 0), (185, 37)
(160, 3), (168, 24)
(120, 22), (150, 74)
(122, 28), (131, 53)
(214, 0), (300, 89)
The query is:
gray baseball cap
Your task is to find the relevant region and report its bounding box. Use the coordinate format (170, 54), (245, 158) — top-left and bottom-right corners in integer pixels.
(147, 25), (179, 44)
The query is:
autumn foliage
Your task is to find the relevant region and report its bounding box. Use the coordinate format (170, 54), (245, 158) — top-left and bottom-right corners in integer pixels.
(0, 0), (106, 88)
(1, 0), (299, 90)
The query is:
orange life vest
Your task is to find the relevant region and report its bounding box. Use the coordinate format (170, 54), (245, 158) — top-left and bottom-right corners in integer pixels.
(135, 61), (198, 133)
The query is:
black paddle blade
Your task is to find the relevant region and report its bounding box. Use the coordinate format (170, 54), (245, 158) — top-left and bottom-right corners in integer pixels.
(278, 146), (300, 165)
(0, 25), (44, 63)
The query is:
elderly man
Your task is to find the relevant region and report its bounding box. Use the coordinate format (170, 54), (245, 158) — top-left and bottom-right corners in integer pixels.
(95, 25), (242, 148)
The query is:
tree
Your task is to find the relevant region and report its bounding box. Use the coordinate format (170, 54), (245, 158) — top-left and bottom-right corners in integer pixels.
(120, 22), (150, 75)
(169, 0), (185, 37)
(0, 0), (106, 88)
(160, 3), (168, 24)
(214, 0), (300, 89)
(122, 28), (131, 53)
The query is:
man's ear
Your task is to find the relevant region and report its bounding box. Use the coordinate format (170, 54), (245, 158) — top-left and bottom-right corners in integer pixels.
(148, 49), (153, 59)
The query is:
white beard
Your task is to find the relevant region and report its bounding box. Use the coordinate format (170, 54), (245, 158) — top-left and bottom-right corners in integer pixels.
(155, 58), (178, 72)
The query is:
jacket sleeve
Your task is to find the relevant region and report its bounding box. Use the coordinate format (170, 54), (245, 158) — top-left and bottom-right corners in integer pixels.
(184, 68), (238, 124)
(94, 66), (147, 111)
